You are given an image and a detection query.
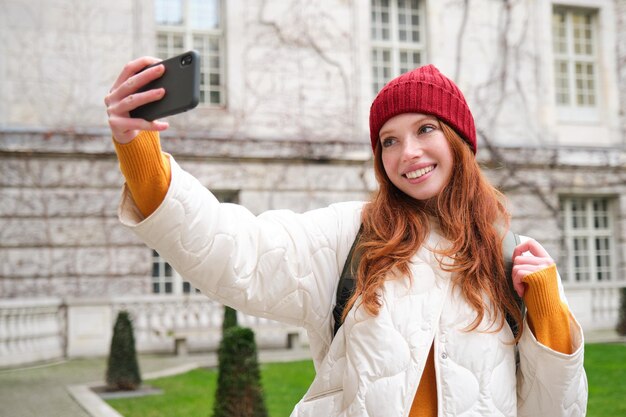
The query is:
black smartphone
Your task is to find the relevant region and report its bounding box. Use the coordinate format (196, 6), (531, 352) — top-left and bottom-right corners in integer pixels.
(129, 50), (200, 121)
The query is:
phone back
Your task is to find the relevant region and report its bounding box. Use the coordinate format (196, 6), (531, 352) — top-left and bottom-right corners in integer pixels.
(130, 51), (200, 121)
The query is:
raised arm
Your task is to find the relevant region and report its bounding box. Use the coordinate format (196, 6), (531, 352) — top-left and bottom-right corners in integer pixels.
(105, 57), (173, 217)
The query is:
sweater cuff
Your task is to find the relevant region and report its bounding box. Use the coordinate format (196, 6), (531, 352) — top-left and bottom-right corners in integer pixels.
(522, 264), (562, 318)
(113, 131), (168, 182)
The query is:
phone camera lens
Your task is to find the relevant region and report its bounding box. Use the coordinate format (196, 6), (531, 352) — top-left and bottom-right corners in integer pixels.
(181, 54), (193, 66)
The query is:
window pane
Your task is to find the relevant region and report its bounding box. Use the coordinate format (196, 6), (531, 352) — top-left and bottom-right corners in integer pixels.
(397, 0), (422, 43)
(371, 47), (392, 95)
(399, 49), (421, 74)
(157, 34), (168, 49)
(190, 0), (220, 29)
(593, 199), (609, 229)
(575, 62), (595, 106)
(553, 8), (597, 109)
(173, 35), (184, 49)
(571, 199), (587, 228)
(552, 10), (567, 54)
(156, 1), (225, 106)
(371, 1), (425, 96)
(595, 237), (611, 282)
(560, 197), (615, 284)
(573, 237), (589, 282)
(554, 60), (569, 105)
(155, 0), (183, 25)
(371, 0), (391, 41)
(209, 37), (220, 53)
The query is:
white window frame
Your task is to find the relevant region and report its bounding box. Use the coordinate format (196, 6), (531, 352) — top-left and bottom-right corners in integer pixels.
(154, 0), (226, 106)
(552, 6), (600, 122)
(152, 250), (197, 295)
(370, 0), (427, 95)
(559, 196), (619, 285)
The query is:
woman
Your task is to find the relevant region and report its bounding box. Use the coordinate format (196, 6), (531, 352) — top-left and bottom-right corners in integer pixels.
(106, 60), (587, 416)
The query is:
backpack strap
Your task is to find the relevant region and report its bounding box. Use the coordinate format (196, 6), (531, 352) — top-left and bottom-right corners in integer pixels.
(503, 229), (525, 338)
(332, 225), (363, 337)
(332, 226), (525, 339)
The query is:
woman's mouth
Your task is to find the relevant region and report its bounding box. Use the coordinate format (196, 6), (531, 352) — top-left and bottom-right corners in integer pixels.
(404, 165), (435, 179)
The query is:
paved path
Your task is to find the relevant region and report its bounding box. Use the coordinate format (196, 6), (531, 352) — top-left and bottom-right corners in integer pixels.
(0, 329), (623, 417)
(0, 349), (310, 417)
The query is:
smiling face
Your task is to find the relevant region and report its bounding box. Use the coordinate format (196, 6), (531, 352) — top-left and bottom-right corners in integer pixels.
(379, 113), (454, 202)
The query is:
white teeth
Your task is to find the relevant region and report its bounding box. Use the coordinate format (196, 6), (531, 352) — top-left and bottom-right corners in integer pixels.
(405, 165), (434, 179)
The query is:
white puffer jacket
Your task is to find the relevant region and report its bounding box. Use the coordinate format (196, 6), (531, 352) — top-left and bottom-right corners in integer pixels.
(119, 158), (588, 417)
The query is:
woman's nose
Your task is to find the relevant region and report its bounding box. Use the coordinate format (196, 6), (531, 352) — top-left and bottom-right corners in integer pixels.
(401, 137), (424, 161)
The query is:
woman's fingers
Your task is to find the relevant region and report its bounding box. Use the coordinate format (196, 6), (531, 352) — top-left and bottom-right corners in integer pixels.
(106, 64), (165, 111)
(512, 238), (551, 259)
(512, 239), (554, 270)
(109, 88), (166, 116)
(512, 255), (554, 266)
(110, 56), (162, 92)
(510, 238), (556, 298)
(512, 274), (527, 298)
(106, 57), (169, 143)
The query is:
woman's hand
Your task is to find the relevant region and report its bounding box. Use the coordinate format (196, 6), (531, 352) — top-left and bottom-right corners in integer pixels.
(511, 239), (556, 298)
(105, 57), (170, 144)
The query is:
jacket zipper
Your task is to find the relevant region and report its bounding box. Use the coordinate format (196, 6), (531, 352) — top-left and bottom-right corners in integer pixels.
(302, 387), (343, 402)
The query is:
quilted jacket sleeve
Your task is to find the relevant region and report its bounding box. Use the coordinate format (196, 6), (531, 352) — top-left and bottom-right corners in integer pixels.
(118, 157), (363, 332)
(516, 238), (588, 416)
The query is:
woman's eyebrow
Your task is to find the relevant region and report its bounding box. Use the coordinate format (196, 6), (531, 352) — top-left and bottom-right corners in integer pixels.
(379, 115), (440, 139)
(379, 128), (394, 139)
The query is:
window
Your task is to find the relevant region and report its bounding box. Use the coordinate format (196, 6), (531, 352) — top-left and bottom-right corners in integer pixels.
(371, 0), (426, 95)
(559, 197), (617, 284)
(155, 0), (225, 105)
(152, 250), (197, 294)
(552, 7), (598, 120)
(150, 190), (239, 294)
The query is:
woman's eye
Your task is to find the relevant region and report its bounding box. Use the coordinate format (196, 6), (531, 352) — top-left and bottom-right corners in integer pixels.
(381, 138), (396, 147)
(418, 125), (435, 135)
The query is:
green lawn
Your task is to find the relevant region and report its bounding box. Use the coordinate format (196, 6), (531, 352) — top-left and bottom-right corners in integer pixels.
(585, 343), (626, 417)
(107, 344), (625, 417)
(106, 360), (315, 417)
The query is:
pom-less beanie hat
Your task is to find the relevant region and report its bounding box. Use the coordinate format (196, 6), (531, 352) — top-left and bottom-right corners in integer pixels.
(369, 64), (477, 154)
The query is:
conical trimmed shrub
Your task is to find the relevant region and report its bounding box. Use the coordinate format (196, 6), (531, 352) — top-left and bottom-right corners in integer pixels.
(213, 326), (268, 417)
(222, 305), (238, 332)
(617, 288), (626, 336)
(105, 310), (142, 391)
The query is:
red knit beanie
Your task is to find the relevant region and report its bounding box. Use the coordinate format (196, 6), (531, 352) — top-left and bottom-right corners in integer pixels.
(369, 64), (477, 154)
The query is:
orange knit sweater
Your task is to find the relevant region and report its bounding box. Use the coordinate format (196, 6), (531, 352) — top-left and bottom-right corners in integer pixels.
(114, 131), (573, 417)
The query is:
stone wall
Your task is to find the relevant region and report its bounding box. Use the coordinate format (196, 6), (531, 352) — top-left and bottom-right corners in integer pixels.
(0, 129), (374, 298)
(617, 0), (626, 138)
(3, 128), (625, 299)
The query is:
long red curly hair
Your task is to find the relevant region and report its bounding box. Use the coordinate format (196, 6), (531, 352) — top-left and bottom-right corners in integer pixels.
(343, 122), (523, 340)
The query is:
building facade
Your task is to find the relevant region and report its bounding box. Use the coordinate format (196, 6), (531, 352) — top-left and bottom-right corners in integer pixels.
(1, 0), (624, 366)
